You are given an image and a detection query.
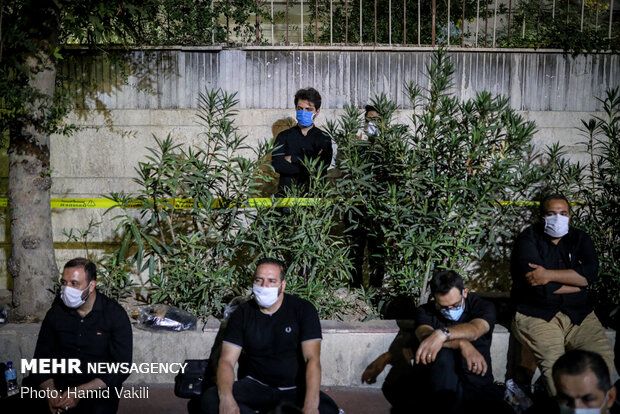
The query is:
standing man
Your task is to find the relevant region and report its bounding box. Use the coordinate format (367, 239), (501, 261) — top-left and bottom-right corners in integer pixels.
(200, 258), (339, 414)
(511, 194), (614, 396)
(271, 88), (333, 195)
(28, 258), (133, 413)
(408, 270), (509, 413)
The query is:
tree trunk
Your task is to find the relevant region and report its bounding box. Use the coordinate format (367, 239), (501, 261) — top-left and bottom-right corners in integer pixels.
(8, 0), (61, 321)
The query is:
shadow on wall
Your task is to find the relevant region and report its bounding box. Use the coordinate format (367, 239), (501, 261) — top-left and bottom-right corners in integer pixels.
(258, 117), (297, 196)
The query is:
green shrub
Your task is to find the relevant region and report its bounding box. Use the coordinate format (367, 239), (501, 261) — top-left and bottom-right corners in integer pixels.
(330, 49), (544, 304)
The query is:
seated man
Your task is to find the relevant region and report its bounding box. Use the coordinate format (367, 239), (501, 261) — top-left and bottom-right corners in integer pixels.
(511, 193), (614, 395)
(201, 258), (339, 414)
(526, 350), (617, 413)
(410, 270), (509, 413)
(28, 258), (133, 414)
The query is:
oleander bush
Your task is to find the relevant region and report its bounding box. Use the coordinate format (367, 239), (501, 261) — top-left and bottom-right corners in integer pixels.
(329, 48), (545, 305)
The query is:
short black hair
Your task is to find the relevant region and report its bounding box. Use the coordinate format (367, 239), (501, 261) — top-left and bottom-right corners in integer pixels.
(255, 257), (286, 281)
(553, 350), (611, 392)
(429, 270), (464, 297)
(364, 105), (379, 117)
(294, 88), (322, 110)
(539, 193), (570, 216)
(64, 258), (97, 283)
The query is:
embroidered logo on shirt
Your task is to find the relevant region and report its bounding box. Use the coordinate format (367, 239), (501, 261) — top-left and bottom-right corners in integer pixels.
(285, 327), (292, 333)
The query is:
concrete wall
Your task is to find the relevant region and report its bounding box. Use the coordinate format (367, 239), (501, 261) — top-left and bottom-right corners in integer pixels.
(1, 48), (619, 289)
(0, 321), (616, 387)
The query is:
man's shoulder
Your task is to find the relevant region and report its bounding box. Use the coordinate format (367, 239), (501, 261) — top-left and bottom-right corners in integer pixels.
(284, 293), (316, 309)
(95, 292), (130, 322)
(276, 126), (300, 140)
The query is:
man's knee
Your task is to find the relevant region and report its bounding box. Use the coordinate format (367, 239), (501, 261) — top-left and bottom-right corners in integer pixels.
(318, 391), (340, 414)
(200, 385), (220, 414)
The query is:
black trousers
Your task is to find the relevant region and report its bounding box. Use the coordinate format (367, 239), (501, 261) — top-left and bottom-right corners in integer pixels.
(200, 377), (339, 414)
(383, 348), (510, 414)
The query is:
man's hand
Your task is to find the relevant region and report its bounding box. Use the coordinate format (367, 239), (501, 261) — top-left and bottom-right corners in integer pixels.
(361, 352), (391, 384)
(459, 341), (487, 376)
(219, 395), (240, 414)
(302, 405), (320, 414)
(58, 390), (80, 412)
(415, 329), (447, 365)
(525, 263), (549, 286)
(284, 155), (292, 163)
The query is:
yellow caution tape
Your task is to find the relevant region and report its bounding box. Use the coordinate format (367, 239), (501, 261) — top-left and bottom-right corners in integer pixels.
(0, 197), (324, 209)
(0, 198), (578, 209)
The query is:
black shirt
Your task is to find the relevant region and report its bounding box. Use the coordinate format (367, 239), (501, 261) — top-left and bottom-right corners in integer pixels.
(271, 125), (333, 195)
(31, 292), (133, 389)
(223, 294), (322, 389)
(510, 224), (599, 324)
(415, 293), (496, 375)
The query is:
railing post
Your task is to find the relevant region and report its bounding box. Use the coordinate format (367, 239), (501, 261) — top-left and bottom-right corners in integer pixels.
(432, 0), (436, 46)
(286, 0), (289, 45)
(389, 0), (392, 45)
(404, 0), (407, 45)
(418, 0), (421, 46)
(315, 0), (319, 44)
(475, 0), (480, 47)
(271, 0), (275, 45)
(461, 0), (465, 46)
(345, 0), (349, 44)
(330, 0), (333, 45)
(255, 0), (260, 45)
(609, 0), (615, 39)
(301, 0), (304, 44)
(374, 0), (378, 45)
(493, 0), (498, 48)
(360, 0), (363, 45)
(507, 0), (512, 44)
(447, 0), (451, 46)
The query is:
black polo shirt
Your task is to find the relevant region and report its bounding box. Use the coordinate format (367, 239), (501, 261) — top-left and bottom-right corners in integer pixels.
(271, 125), (333, 195)
(510, 224), (598, 324)
(223, 294), (322, 389)
(31, 292), (133, 389)
(414, 293), (496, 371)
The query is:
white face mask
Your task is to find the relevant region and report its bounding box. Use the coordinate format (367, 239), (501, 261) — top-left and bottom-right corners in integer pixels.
(60, 282), (91, 309)
(544, 214), (569, 238)
(365, 122), (379, 136)
(253, 284), (281, 308)
(558, 391), (609, 414)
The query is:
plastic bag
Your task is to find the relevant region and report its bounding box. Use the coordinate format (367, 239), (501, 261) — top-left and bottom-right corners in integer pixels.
(504, 379), (534, 413)
(136, 304), (197, 331)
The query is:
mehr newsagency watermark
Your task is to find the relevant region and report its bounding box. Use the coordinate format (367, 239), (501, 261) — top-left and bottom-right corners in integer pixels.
(18, 358), (189, 399)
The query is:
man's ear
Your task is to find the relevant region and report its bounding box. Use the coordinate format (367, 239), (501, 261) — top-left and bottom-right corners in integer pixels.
(281, 279), (286, 293)
(463, 288), (469, 298)
(314, 109), (320, 117)
(90, 280), (97, 293)
(606, 385), (616, 409)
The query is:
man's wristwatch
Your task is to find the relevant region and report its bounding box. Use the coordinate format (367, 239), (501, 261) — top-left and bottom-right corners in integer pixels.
(440, 327), (451, 340)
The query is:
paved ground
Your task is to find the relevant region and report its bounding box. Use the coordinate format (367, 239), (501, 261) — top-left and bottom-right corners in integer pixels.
(118, 384), (391, 414)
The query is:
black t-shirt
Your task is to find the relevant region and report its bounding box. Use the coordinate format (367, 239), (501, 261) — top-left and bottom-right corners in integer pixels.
(31, 292), (133, 389)
(271, 125), (333, 195)
(414, 293), (496, 370)
(223, 293), (322, 388)
(510, 224), (599, 324)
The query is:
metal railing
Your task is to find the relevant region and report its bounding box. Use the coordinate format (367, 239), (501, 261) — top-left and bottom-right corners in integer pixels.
(217, 0), (618, 48)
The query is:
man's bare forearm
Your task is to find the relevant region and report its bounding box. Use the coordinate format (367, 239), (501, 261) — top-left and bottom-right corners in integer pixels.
(216, 360), (236, 400)
(546, 269), (588, 287)
(303, 358), (321, 411)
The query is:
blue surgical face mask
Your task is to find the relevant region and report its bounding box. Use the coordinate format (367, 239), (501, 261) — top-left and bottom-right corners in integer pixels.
(441, 298), (465, 321)
(296, 110), (315, 127)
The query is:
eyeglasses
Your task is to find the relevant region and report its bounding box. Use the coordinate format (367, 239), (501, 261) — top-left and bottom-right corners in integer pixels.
(435, 295), (464, 311)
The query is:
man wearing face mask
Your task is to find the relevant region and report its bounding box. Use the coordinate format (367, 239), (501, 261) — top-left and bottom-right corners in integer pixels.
(271, 88), (333, 195)
(511, 194), (614, 396)
(28, 258), (132, 413)
(200, 258), (339, 414)
(525, 350), (617, 414)
(405, 270), (510, 414)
